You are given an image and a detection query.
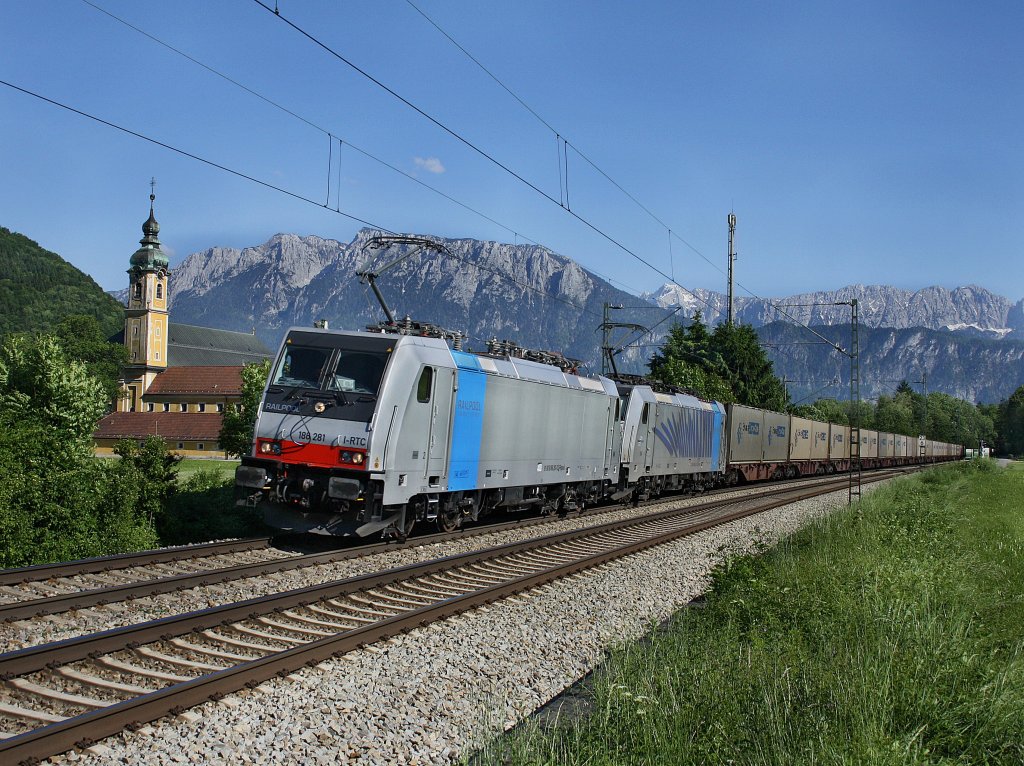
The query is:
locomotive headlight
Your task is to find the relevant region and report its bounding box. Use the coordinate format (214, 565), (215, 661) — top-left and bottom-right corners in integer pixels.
(340, 451), (352, 463)
(259, 441), (282, 455)
(351, 452), (364, 465)
(313, 401), (326, 413)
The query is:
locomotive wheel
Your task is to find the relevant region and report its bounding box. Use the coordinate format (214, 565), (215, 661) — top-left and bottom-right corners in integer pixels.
(390, 510), (416, 542)
(436, 507), (462, 533)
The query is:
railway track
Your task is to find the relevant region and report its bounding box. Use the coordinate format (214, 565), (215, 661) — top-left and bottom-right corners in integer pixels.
(0, 471), (897, 624)
(0, 470), (903, 764)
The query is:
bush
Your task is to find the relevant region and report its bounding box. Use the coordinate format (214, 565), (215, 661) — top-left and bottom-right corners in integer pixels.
(159, 468), (265, 545)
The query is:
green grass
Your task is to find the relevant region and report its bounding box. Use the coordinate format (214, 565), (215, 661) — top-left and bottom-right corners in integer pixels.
(175, 458), (239, 483)
(476, 460), (1024, 765)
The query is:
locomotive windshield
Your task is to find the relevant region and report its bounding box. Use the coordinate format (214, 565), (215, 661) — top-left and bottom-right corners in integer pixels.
(272, 346), (388, 396)
(326, 351), (387, 395)
(264, 331), (395, 421)
(273, 346), (332, 388)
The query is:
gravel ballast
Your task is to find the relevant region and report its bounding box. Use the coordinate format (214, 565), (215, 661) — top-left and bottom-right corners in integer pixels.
(34, 482), (885, 766)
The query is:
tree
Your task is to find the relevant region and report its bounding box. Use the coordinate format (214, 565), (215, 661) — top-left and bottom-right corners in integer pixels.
(997, 385), (1024, 455)
(0, 333), (158, 566)
(710, 322), (789, 410)
(874, 394), (914, 436)
(649, 314), (735, 401)
(0, 333), (107, 447)
(791, 397), (853, 425)
(649, 316), (789, 409)
(115, 437), (180, 526)
(53, 315), (129, 405)
(219, 359), (271, 457)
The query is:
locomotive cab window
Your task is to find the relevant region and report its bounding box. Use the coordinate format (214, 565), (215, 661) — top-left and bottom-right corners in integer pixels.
(274, 346), (332, 389)
(641, 403), (649, 425)
(328, 351), (387, 395)
(417, 367), (433, 403)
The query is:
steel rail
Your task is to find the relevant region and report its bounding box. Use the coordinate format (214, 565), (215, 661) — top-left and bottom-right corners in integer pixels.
(0, 474), (890, 678)
(0, 538), (274, 586)
(0, 471), (883, 622)
(0, 472), (899, 764)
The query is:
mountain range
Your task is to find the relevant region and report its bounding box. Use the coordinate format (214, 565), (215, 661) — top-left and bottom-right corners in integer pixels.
(645, 283), (1024, 340)
(104, 228), (1024, 404)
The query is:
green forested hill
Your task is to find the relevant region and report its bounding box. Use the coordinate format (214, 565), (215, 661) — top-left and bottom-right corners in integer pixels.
(0, 226), (124, 339)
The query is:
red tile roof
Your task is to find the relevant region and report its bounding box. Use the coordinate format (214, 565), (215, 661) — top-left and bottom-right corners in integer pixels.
(144, 366), (244, 397)
(94, 412), (224, 441)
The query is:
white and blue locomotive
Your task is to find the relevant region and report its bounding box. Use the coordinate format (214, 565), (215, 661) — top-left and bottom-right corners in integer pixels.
(235, 326), (726, 538)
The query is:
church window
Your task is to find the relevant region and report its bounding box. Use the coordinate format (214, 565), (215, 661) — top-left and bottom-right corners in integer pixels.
(155, 351), (160, 360)
(134, 282), (142, 300)
(156, 283), (163, 299)
(155, 325), (161, 336)
(133, 325), (139, 336)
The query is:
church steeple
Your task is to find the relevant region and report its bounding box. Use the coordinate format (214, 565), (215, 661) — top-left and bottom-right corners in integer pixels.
(130, 179), (169, 271)
(120, 180), (170, 411)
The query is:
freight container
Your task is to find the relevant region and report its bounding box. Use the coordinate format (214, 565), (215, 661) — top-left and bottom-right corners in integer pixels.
(829, 424), (850, 461)
(809, 420), (830, 460)
(726, 404), (766, 464)
(789, 416), (814, 461)
(763, 410), (790, 463)
(860, 429), (879, 459)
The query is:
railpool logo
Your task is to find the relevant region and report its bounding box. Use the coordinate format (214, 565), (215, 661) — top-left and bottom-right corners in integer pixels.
(767, 424), (786, 446)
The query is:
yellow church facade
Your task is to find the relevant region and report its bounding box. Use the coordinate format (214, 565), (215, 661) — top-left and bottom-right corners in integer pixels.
(94, 190), (271, 457)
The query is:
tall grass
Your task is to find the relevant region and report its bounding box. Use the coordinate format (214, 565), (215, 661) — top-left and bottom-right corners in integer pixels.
(476, 461), (1024, 765)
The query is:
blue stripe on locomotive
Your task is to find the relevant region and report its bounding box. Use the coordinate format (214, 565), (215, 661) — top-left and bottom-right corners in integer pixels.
(448, 351), (487, 491)
(711, 402), (724, 469)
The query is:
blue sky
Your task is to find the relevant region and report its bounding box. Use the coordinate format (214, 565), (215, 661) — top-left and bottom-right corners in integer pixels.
(2, 0), (1022, 304)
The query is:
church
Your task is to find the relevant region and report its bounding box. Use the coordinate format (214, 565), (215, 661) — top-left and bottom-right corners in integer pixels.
(93, 190), (272, 457)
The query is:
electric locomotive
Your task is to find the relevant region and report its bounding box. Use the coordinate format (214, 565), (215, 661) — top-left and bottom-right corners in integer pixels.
(235, 325), (623, 539)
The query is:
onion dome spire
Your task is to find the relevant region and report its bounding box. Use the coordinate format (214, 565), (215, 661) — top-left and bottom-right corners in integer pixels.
(129, 178), (169, 271)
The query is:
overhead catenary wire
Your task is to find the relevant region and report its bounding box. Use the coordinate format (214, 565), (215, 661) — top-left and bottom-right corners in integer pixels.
(0, 79), (602, 321)
(76, 0), (645, 298)
(400, 0), (849, 352)
(249, 0), (718, 317)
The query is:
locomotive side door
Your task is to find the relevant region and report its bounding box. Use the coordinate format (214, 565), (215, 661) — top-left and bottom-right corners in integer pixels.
(641, 402), (655, 471)
(426, 366), (454, 482)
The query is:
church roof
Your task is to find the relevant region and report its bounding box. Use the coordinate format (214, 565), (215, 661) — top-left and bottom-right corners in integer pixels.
(94, 412), (224, 441)
(166, 323), (272, 366)
(110, 323), (273, 366)
(144, 366), (244, 396)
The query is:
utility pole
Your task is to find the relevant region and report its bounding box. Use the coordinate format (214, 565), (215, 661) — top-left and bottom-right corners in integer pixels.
(600, 303), (622, 375)
(918, 371), (928, 456)
(599, 303), (647, 377)
(727, 212), (737, 326)
(848, 298), (861, 504)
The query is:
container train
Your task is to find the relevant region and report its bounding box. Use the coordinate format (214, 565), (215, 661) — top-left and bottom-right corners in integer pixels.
(235, 326), (961, 539)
